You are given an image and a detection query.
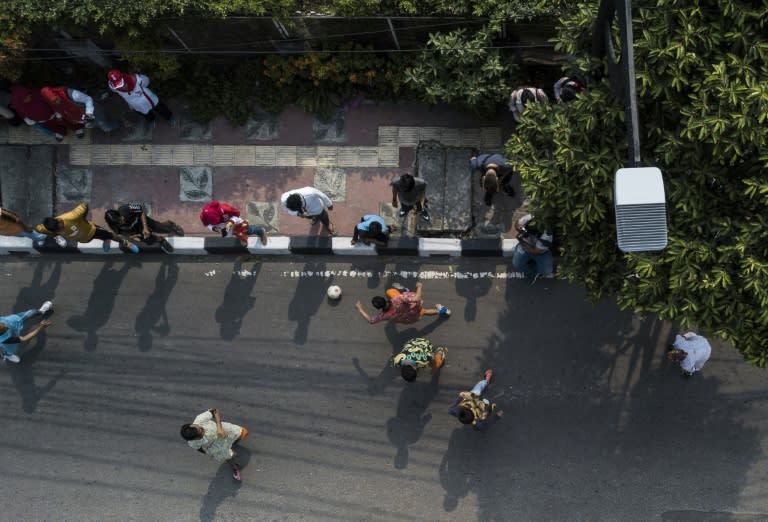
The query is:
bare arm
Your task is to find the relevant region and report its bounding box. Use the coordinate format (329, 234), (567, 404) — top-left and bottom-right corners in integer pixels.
(413, 281), (423, 301)
(391, 186), (398, 207)
(355, 301), (373, 323)
(19, 319), (51, 342)
(140, 213), (150, 239)
(211, 408), (225, 436)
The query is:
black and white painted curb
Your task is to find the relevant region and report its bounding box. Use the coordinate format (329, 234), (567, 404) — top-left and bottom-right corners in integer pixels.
(0, 236), (521, 257)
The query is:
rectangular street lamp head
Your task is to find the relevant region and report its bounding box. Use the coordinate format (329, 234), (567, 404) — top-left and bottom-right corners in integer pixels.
(614, 167), (668, 252)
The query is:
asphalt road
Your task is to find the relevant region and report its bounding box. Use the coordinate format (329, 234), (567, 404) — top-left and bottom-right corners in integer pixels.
(1, 255), (766, 521)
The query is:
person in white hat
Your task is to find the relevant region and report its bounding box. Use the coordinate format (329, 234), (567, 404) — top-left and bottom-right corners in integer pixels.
(107, 69), (175, 127)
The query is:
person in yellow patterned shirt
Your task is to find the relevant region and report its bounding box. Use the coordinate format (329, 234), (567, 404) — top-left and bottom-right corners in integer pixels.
(181, 408), (249, 481)
(35, 203), (138, 252)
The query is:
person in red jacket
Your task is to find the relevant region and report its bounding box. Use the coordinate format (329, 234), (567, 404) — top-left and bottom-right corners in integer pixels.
(40, 86), (87, 138)
(9, 86), (69, 142)
(199, 201), (267, 246)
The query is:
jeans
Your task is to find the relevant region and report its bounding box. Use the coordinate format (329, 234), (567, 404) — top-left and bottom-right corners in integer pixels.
(470, 379), (488, 396)
(246, 224), (265, 236)
(18, 230), (47, 242)
(1, 309), (39, 356)
(512, 243), (553, 279)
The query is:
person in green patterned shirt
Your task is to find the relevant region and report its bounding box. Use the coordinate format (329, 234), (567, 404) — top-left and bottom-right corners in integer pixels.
(391, 337), (447, 382)
(180, 408), (249, 481)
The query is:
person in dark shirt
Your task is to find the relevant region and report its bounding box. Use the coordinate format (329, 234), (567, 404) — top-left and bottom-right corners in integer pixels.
(1, 301), (53, 363)
(469, 153), (517, 205)
(105, 203), (184, 254)
(448, 369), (503, 431)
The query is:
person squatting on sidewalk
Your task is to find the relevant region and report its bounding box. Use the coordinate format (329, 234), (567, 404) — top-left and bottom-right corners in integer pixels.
(1, 301), (53, 364)
(180, 408), (249, 481)
(351, 214), (394, 247)
(391, 337), (447, 382)
(107, 69), (175, 127)
(390, 173), (430, 222)
(41, 85), (120, 134)
(199, 200), (268, 246)
(470, 152), (517, 205)
(448, 369), (504, 431)
(281, 187), (337, 236)
(0, 207), (47, 243)
(10, 86), (70, 141)
(105, 203), (185, 254)
(512, 213), (554, 282)
(508, 86), (548, 123)
(36, 203), (139, 253)
(355, 281), (450, 325)
(667, 332), (712, 377)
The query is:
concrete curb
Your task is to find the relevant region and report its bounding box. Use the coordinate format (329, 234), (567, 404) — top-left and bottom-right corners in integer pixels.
(0, 236), (519, 257)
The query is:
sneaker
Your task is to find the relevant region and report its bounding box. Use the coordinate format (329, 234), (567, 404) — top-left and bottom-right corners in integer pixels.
(54, 236), (67, 248)
(102, 241), (111, 252)
(484, 369), (493, 383)
(310, 216), (318, 225)
(122, 240), (139, 254)
(398, 207), (407, 218)
(3, 354), (20, 363)
(484, 192), (493, 206)
(160, 238), (174, 254)
(168, 221), (185, 236)
(258, 230), (268, 245)
(39, 301), (53, 314)
(75, 129), (85, 139)
(54, 133), (64, 143)
(419, 209), (430, 222)
(437, 305), (451, 317)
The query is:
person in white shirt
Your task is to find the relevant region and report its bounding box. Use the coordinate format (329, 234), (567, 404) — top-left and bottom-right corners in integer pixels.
(667, 332), (712, 377)
(281, 187), (336, 236)
(107, 69), (175, 127)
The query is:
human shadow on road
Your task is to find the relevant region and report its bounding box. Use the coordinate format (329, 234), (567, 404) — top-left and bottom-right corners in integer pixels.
(215, 261), (261, 341)
(135, 259), (179, 351)
(453, 258), (494, 322)
(199, 446), (252, 522)
(439, 427), (481, 512)
(386, 370), (440, 469)
(67, 259), (137, 351)
(287, 260), (328, 345)
(13, 259), (62, 311)
(7, 333), (66, 413)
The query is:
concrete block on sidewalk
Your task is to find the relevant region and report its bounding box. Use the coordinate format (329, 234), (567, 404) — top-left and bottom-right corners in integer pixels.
(419, 238), (462, 257)
(502, 238), (520, 256)
(461, 238), (502, 256)
(0, 237), (38, 255)
(332, 237), (377, 255)
(247, 236), (290, 255)
(376, 238), (418, 256)
(290, 236), (333, 255)
(169, 237), (207, 255)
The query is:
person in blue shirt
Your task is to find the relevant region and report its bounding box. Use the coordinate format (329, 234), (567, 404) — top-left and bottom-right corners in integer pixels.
(351, 214), (395, 247)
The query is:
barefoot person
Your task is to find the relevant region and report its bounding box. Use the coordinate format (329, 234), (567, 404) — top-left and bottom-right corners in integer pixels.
(180, 408), (249, 481)
(1, 301), (53, 364)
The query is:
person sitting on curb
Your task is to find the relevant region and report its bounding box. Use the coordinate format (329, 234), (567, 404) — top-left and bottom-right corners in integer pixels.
(351, 214), (395, 247)
(470, 152), (517, 204)
(390, 173), (430, 222)
(199, 200), (268, 246)
(105, 203), (185, 254)
(391, 337), (447, 382)
(0, 207), (48, 243)
(512, 213), (553, 283)
(180, 408), (249, 481)
(355, 281), (450, 325)
(1, 301), (53, 364)
(448, 369), (504, 431)
(36, 203), (138, 253)
(281, 187), (337, 236)
(667, 331), (712, 377)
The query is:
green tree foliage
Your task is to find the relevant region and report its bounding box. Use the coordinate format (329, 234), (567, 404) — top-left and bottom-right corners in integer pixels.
(506, 1), (768, 365)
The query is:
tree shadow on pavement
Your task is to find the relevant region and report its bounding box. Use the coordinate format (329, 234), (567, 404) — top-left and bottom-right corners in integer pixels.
(135, 259), (179, 351)
(67, 259), (138, 352)
(215, 261), (261, 341)
(198, 446), (252, 522)
(287, 260), (328, 345)
(386, 370), (440, 469)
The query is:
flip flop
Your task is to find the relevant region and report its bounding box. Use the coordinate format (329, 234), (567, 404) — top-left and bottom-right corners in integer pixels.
(232, 469), (241, 481)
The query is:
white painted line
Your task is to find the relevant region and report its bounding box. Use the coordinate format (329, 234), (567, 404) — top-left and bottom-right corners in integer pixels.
(331, 237), (377, 255)
(277, 269), (528, 280)
(169, 237), (207, 255)
(0, 237), (38, 255)
(247, 236), (290, 255)
(418, 238), (462, 257)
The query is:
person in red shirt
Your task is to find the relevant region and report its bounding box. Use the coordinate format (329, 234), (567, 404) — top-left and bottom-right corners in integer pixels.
(10, 86), (69, 141)
(40, 86), (87, 138)
(355, 281), (450, 324)
(199, 201), (267, 246)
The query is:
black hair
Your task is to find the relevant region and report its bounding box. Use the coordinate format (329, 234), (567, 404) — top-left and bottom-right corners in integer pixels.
(400, 365), (417, 382)
(520, 90), (536, 104)
(399, 174), (415, 192)
(43, 217), (61, 232)
(286, 193), (303, 212)
(458, 408), (475, 425)
(560, 86), (577, 102)
(368, 221), (383, 236)
(482, 170), (499, 195)
(371, 295), (388, 310)
(180, 424), (200, 441)
(104, 209), (121, 232)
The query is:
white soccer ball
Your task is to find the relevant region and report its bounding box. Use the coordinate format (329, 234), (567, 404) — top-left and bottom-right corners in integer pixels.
(327, 285), (342, 300)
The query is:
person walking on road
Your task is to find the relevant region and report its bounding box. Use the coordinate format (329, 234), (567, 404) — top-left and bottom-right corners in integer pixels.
(281, 186), (337, 236)
(355, 281), (450, 325)
(107, 69), (175, 126)
(390, 173), (430, 222)
(105, 203), (184, 254)
(199, 200), (268, 246)
(667, 332), (712, 377)
(448, 369), (504, 431)
(181, 408), (249, 481)
(36, 203), (139, 253)
(391, 337), (447, 382)
(0, 207), (48, 242)
(1, 301), (53, 363)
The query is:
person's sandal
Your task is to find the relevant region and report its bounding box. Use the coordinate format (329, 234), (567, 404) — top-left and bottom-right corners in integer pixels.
(232, 469), (241, 481)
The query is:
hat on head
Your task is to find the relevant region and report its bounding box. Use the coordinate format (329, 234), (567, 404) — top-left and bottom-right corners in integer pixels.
(199, 201), (223, 226)
(107, 69), (125, 89)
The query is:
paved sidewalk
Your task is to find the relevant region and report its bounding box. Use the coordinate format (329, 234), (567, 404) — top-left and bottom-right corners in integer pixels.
(0, 99), (524, 241)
